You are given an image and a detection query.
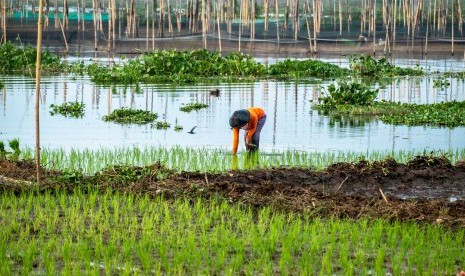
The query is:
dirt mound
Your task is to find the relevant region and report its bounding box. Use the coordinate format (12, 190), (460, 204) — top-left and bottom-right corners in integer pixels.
(1, 156), (465, 226)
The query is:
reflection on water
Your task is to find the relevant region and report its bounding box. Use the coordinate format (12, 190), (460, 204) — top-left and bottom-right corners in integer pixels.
(0, 71), (464, 154)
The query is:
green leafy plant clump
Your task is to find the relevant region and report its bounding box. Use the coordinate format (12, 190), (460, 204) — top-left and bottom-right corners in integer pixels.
(315, 99), (465, 127)
(313, 78), (379, 109)
(102, 107), (158, 124)
(0, 138), (21, 161)
(267, 58), (348, 79)
(379, 101), (465, 127)
(153, 121), (171, 129)
(432, 78), (451, 89)
(0, 42), (63, 75)
(50, 102), (85, 118)
(87, 50), (267, 84)
(180, 102), (209, 112)
(349, 55), (424, 77)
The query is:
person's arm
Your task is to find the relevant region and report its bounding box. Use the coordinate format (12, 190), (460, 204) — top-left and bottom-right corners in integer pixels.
(245, 112), (258, 145)
(232, 128), (240, 154)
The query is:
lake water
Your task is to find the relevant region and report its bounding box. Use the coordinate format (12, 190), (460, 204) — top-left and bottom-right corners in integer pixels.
(1, 59), (465, 154)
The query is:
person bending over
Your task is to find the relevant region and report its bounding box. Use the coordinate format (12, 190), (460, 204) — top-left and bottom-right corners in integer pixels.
(229, 107), (266, 155)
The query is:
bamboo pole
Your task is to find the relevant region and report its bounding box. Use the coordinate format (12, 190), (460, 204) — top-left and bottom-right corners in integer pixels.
(202, 0), (206, 49)
(146, 0), (149, 50)
(152, 0), (155, 49)
(264, 0), (269, 32)
(425, 0), (431, 55)
(159, 0), (164, 37)
(457, 0), (462, 35)
(57, 13), (68, 52)
(304, 1), (313, 53)
(81, 0), (85, 33)
(93, 0), (98, 50)
(112, 0), (116, 49)
(451, 0), (454, 55)
(393, 0), (397, 53)
(275, 0), (280, 52)
(35, 0), (45, 184)
(63, 0), (67, 29)
(339, 0), (342, 35)
(54, 0), (58, 28)
(238, 0), (242, 51)
(167, 0), (173, 34)
(372, 0), (376, 55)
(294, 0), (299, 40)
(251, 0), (255, 51)
(216, 2), (221, 53)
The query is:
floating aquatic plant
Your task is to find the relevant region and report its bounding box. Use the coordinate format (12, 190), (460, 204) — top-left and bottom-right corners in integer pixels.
(153, 121), (171, 129)
(103, 108), (158, 124)
(180, 102), (209, 112)
(50, 102), (85, 118)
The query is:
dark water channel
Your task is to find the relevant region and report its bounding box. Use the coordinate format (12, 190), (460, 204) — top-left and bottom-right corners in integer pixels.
(1, 60), (465, 154)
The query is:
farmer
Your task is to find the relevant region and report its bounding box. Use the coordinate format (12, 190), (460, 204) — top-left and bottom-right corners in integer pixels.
(229, 107), (266, 155)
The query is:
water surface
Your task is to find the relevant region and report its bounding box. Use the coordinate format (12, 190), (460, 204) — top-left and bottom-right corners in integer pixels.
(1, 60), (464, 154)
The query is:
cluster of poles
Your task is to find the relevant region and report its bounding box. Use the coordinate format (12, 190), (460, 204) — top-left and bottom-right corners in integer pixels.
(0, 0), (462, 54)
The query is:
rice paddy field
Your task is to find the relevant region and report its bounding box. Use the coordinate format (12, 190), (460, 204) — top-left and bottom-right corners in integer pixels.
(1, 189), (464, 274)
(1, 50), (465, 274)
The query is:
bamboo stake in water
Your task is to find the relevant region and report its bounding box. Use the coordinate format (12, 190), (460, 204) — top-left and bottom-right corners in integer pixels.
(216, 2), (222, 53)
(264, 0), (269, 32)
(304, 1), (313, 53)
(202, 0), (206, 49)
(1, 0), (6, 43)
(92, 0), (98, 50)
(35, 0), (45, 184)
(275, 0), (280, 53)
(145, 0), (149, 50)
(159, 0), (164, 37)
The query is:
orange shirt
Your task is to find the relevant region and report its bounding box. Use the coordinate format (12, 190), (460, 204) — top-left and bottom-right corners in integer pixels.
(232, 107), (266, 154)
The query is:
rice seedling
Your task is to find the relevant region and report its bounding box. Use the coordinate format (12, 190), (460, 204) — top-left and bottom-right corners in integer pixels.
(1, 190), (464, 274)
(19, 146), (465, 175)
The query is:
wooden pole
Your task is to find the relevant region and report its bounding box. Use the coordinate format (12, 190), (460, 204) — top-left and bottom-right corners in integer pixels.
(264, 0), (269, 32)
(451, 0), (454, 55)
(146, 0), (149, 50)
(35, 0), (45, 184)
(92, 0), (98, 50)
(2, 0), (6, 43)
(202, 0), (206, 49)
(217, 2), (222, 53)
(275, 0), (280, 52)
(304, 1), (313, 53)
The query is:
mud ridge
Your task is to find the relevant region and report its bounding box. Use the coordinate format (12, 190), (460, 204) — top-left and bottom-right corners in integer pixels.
(1, 156), (465, 226)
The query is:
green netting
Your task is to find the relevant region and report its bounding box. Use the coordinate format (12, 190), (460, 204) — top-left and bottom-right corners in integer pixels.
(12, 11), (109, 21)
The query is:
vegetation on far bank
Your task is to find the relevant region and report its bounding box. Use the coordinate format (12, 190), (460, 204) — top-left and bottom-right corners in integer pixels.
(0, 43), (437, 83)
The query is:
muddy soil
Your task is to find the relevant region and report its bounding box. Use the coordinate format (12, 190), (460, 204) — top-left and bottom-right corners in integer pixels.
(1, 156), (465, 226)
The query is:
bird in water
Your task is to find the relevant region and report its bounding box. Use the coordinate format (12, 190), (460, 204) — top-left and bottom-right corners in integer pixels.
(210, 88), (220, 97)
(187, 126), (197, 134)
